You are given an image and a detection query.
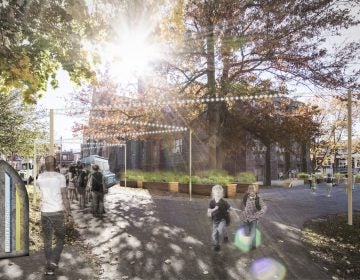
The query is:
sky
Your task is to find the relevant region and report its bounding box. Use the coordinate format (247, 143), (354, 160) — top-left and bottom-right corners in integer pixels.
(37, 70), (85, 152)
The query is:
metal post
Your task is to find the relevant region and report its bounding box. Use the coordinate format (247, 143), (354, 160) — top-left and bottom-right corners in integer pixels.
(33, 141), (37, 203)
(49, 109), (54, 156)
(124, 142), (127, 188)
(347, 91), (353, 225)
(60, 136), (62, 166)
(189, 129), (192, 201)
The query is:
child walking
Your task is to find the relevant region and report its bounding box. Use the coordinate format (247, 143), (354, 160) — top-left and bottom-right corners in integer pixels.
(208, 185), (230, 252)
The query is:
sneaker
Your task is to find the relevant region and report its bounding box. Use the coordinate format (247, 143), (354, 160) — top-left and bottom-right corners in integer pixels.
(223, 237), (229, 243)
(214, 245), (220, 251)
(44, 269), (55, 276)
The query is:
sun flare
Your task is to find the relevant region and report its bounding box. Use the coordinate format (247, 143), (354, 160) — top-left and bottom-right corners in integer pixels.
(102, 28), (162, 83)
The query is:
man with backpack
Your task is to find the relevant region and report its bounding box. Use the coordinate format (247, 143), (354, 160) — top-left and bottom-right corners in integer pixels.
(89, 164), (107, 217)
(240, 184), (267, 251)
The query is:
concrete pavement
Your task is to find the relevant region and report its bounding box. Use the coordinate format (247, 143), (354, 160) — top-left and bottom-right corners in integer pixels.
(1, 183), (359, 279)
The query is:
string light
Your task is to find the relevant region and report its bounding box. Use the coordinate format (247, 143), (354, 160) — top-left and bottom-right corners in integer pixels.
(54, 92), (287, 113)
(82, 128), (188, 141)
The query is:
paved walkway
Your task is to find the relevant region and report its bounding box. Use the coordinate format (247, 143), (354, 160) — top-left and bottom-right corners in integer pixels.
(1, 183), (359, 279)
(74, 183), (359, 280)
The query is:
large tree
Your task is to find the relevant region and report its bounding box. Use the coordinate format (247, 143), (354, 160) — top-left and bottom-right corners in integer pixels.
(0, 0), (96, 103)
(166, 0), (360, 169)
(224, 95), (320, 185)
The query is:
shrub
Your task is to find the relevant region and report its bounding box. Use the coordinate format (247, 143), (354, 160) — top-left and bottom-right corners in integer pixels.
(235, 172), (256, 184)
(297, 172), (310, 179)
(122, 170), (144, 181)
(122, 169), (235, 185)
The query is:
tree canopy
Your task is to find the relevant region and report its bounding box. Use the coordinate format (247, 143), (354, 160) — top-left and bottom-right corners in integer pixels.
(161, 0), (360, 170)
(0, 0), (96, 103)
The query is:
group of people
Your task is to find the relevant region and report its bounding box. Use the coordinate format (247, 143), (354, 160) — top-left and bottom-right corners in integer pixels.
(36, 156), (107, 275)
(208, 184), (267, 252)
(308, 173), (334, 196)
(35, 155), (264, 275)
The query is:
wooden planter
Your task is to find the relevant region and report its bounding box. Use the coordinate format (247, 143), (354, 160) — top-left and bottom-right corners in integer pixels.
(227, 184), (237, 198)
(168, 182), (179, 193)
(120, 180), (137, 188)
(178, 183), (213, 196)
(143, 182), (168, 191)
(237, 183), (259, 193)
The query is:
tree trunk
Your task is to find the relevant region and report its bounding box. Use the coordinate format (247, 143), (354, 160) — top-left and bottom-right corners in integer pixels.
(206, 23), (218, 169)
(264, 144), (272, 186)
(301, 143), (308, 173)
(285, 150), (291, 177)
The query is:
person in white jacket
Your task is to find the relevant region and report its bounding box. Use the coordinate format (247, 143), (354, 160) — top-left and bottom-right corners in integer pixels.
(37, 156), (73, 275)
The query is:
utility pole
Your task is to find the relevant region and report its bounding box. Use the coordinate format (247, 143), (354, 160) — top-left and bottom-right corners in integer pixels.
(50, 109), (54, 156)
(60, 136), (62, 166)
(347, 91), (353, 225)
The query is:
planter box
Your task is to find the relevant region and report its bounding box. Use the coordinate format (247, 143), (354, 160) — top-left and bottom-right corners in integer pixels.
(168, 182), (179, 192)
(237, 183), (259, 193)
(120, 180), (137, 188)
(143, 182), (168, 191)
(178, 183), (213, 196)
(227, 184), (237, 198)
(137, 180), (143, 188)
(178, 183), (189, 193)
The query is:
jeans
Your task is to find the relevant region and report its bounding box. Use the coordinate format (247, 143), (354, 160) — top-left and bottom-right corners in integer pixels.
(41, 212), (65, 267)
(77, 187), (86, 209)
(92, 191), (104, 215)
(212, 219), (228, 246)
(244, 220), (258, 249)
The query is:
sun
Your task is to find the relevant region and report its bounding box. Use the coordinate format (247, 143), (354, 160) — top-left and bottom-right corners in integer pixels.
(102, 27), (162, 83)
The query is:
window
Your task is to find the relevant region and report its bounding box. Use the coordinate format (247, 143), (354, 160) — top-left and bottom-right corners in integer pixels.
(173, 139), (182, 154)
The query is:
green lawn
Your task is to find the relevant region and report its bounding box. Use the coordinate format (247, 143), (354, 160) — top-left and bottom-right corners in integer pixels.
(302, 213), (360, 280)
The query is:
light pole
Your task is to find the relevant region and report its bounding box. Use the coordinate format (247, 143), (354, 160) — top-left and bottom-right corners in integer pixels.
(347, 91), (353, 226)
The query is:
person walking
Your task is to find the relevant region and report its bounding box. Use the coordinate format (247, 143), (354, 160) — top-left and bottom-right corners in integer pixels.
(36, 155), (73, 276)
(77, 163), (89, 209)
(207, 185), (231, 252)
(89, 164), (107, 217)
(326, 174), (334, 197)
(240, 184), (267, 251)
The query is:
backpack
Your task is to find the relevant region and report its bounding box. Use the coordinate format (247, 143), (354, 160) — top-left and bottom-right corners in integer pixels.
(77, 170), (87, 188)
(92, 172), (103, 192)
(243, 193), (261, 211)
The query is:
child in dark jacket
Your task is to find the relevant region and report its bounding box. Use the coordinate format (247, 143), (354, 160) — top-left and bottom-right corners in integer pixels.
(208, 185), (230, 251)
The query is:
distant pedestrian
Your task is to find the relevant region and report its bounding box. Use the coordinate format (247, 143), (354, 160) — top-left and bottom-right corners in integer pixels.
(36, 155), (73, 276)
(326, 174), (333, 197)
(77, 163), (89, 209)
(67, 171), (77, 202)
(309, 174), (316, 193)
(240, 184), (267, 250)
(89, 164), (107, 217)
(207, 185), (230, 252)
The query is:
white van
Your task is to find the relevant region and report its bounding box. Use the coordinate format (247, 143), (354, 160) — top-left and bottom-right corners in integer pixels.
(80, 155), (117, 188)
(18, 160), (34, 184)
